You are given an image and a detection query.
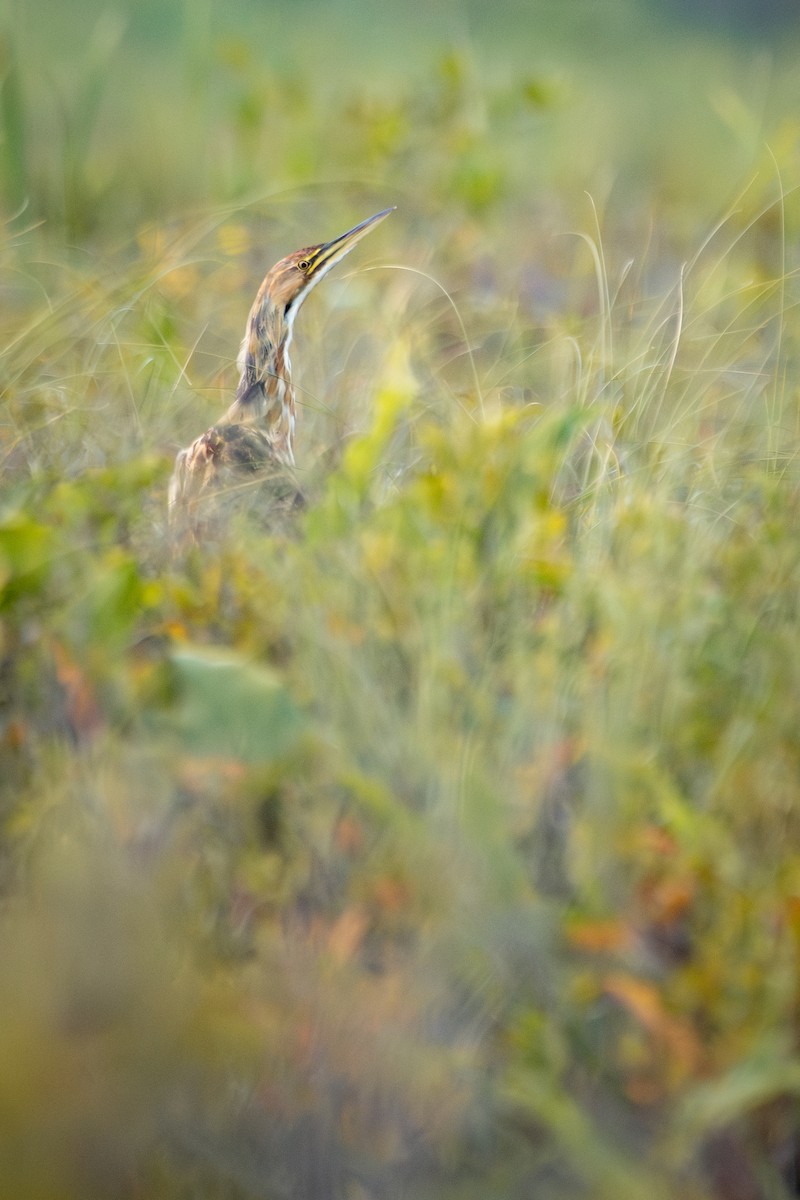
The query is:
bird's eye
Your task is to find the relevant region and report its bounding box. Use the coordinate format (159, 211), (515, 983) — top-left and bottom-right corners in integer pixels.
(297, 259), (311, 272)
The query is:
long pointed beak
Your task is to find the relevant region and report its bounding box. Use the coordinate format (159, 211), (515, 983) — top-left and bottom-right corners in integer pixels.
(308, 207), (395, 278)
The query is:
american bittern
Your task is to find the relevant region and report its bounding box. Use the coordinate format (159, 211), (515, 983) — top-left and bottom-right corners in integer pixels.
(169, 207), (394, 518)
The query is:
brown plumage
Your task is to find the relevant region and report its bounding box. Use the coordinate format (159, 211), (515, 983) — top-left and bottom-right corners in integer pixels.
(169, 208), (394, 521)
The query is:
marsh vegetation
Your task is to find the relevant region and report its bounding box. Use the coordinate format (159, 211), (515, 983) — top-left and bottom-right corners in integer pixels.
(2, 2), (800, 1196)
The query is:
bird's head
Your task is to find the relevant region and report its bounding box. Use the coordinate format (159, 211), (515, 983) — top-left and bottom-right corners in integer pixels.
(264, 207), (395, 321)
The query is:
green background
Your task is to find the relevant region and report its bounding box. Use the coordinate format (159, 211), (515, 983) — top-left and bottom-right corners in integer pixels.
(3, 1), (800, 1197)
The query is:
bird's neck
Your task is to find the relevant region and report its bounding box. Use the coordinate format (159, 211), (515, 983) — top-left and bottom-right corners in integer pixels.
(227, 308), (296, 463)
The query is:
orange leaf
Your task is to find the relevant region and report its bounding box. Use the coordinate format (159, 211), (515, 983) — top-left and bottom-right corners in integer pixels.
(334, 814), (365, 855)
(372, 875), (411, 914)
(328, 907), (369, 964)
(3, 718), (27, 750)
(50, 640), (103, 739)
(640, 877), (694, 925)
(604, 971), (704, 1075)
(567, 918), (635, 953)
(636, 825), (679, 856)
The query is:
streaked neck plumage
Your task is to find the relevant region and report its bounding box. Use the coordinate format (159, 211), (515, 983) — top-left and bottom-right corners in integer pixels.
(225, 291), (297, 465)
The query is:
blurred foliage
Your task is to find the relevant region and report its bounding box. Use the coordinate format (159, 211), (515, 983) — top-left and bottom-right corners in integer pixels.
(3, 2), (800, 1198)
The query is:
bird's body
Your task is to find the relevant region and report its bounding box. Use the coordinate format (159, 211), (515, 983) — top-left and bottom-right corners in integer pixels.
(169, 208), (393, 520)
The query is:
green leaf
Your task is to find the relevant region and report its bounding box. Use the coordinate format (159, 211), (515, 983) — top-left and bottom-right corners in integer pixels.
(0, 514), (54, 607)
(168, 645), (305, 762)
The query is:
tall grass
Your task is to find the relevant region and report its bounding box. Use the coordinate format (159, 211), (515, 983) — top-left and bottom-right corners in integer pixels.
(3, 6), (800, 1198)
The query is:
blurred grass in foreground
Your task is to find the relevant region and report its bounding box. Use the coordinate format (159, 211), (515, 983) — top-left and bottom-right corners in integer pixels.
(3, 3), (800, 1198)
